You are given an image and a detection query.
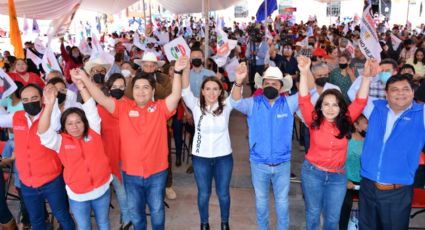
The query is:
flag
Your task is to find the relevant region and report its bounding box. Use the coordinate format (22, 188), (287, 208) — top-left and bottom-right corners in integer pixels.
(34, 37), (46, 54)
(225, 57), (239, 82)
(42, 46), (62, 74)
(359, 5), (382, 62)
(0, 69), (18, 100)
(48, 1), (80, 37)
(390, 34), (402, 50)
(215, 28), (238, 57)
(26, 48), (42, 66)
(133, 33), (145, 50)
(89, 33), (114, 64)
(163, 36), (191, 61)
(8, 0), (24, 59)
(23, 16), (29, 35)
(79, 38), (91, 55)
(345, 41), (355, 58)
(256, 0), (278, 22)
(216, 17), (224, 30)
(32, 18), (40, 34)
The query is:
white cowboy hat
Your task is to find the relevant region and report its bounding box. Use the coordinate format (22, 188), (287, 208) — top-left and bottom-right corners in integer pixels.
(84, 57), (112, 74)
(254, 66), (293, 93)
(135, 51), (165, 67)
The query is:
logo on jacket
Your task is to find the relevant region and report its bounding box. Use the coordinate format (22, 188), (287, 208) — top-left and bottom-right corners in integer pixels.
(64, 144), (77, 150)
(147, 105), (157, 113)
(14, 125), (26, 131)
(402, 117), (411, 121)
(84, 135), (92, 143)
(129, 110), (140, 117)
(277, 113), (288, 118)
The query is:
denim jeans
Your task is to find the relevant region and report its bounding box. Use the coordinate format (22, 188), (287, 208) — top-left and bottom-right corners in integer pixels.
(69, 189), (111, 230)
(250, 161), (290, 230)
(111, 175), (131, 225)
(123, 170), (167, 230)
(20, 175), (75, 230)
(0, 167), (13, 224)
(192, 154), (233, 224)
(301, 160), (347, 230)
(172, 115), (183, 161)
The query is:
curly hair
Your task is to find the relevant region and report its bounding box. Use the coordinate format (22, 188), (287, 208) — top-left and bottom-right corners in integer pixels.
(311, 89), (353, 139)
(199, 77), (225, 116)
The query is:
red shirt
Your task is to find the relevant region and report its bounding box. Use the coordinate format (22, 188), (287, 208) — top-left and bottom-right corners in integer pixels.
(112, 99), (175, 178)
(9, 72), (45, 88)
(299, 94), (367, 172)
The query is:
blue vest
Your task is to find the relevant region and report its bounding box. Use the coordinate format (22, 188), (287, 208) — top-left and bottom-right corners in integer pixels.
(361, 100), (425, 185)
(248, 95), (294, 164)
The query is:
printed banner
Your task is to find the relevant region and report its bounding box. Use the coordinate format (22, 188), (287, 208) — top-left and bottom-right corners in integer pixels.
(0, 69), (18, 100)
(359, 5), (382, 62)
(163, 36), (191, 61)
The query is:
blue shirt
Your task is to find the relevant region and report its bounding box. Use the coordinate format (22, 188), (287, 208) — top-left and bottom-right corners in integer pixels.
(245, 40), (269, 66)
(189, 68), (216, 97)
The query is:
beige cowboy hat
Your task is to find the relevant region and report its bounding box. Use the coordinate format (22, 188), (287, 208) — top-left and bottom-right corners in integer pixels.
(84, 57), (112, 74)
(254, 66), (293, 92)
(134, 51), (165, 67)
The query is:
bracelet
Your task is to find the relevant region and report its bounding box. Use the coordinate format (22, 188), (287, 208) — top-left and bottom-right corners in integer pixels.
(234, 82), (242, 87)
(174, 70), (183, 75)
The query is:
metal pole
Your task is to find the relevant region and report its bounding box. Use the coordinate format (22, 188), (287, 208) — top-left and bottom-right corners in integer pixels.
(204, 0), (209, 65)
(406, 0), (411, 25)
(142, 0), (147, 29)
(265, 0), (268, 24)
(149, 0), (152, 24)
(378, 0), (381, 18)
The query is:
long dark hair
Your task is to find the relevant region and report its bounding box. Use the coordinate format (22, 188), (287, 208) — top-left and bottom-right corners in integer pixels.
(199, 77), (225, 116)
(69, 46), (83, 65)
(413, 48), (425, 65)
(60, 108), (90, 138)
(311, 89), (353, 139)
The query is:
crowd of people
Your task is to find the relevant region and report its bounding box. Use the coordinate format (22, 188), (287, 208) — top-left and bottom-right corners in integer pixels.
(0, 7), (425, 230)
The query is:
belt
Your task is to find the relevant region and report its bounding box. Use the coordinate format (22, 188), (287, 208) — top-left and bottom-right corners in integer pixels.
(265, 162), (282, 167)
(374, 182), (404, 191)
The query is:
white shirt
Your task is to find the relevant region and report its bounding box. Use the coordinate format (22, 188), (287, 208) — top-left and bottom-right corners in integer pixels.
(38, 98), (112, 202)
(182, 87), (233, 158)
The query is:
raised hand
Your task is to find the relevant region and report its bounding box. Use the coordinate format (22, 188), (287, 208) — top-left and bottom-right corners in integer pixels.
(43, 84), (58, 106)
(235, 62), (247, 84)
(175, 56), (189, 72)
(297, 55), (311, 73)
(363, 59), (379, 78)
(70, 68), (89, 82)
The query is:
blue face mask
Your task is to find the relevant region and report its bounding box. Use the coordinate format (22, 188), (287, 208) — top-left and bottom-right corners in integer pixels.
(379, 71), (392, 84)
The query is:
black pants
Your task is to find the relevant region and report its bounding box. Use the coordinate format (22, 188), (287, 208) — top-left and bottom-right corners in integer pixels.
(359, 178), (413, 230)
(339, 188), (359, 230)
(248, 64), (264, 94)
(0, 167), (13, 224)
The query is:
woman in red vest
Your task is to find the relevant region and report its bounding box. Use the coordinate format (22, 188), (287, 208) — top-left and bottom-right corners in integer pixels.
(8, 59), (45, 88)
(38, 82), (113, 230)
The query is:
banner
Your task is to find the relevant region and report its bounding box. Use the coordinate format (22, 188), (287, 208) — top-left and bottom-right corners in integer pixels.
(390, 34), (402, 51)
(48, 1), (81, 37)
(0, 69), (18, 100)
(256, 0), (278, 22)
(8, 0), (24, 59)
(42, 46), (62, 74)
(34, 37), (46, 54)
(163, 36), (191, 61)
(345, 40), (355, 58)
(26, 48), (42, 66)
(359, 5), (382, 62)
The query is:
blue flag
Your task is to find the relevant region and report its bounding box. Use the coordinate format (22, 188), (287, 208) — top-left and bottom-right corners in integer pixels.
(256, 0), (278, 22)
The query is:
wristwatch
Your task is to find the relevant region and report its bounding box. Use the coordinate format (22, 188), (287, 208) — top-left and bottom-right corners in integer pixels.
(174, 70), (183, 75)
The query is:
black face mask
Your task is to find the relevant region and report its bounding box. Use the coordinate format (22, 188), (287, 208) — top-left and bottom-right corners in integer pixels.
(57, 92), (67, 104)
(23, 101), (42, 116)
(359, 130), (367, 138)
(93, 73), (105, 84)
(315, 77), (328, 87)
(191, 58), (203, 67)
(339, 63), (348, 69)
(110, 89), (125, 99)
(263, 86), (279, 100)
(308, 42), (315, 46)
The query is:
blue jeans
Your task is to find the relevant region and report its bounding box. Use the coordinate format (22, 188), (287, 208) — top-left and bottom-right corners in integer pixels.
(192, 154), (233, 224)
(172, 116), (183, 160)
(301, 160), (347, 230)
(69, 189), (111, 230)
(250, 161), (290, 230)
(123, 170), (167, 230)
(21, 175), (75, 230)
(112, 175), (131, 225)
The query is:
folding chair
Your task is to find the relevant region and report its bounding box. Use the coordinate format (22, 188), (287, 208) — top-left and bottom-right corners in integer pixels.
(409, 188), (425, 229)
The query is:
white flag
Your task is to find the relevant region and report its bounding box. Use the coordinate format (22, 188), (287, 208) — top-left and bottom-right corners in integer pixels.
(89, 33), (114, 65)
(345, 41), (355, 58)
(133, 33), (145, 50)
(42, 46), (62, 74)
(225, 57), (239, 82)
(79, 38), (91, 56)
(26, 48), (42, 66)
(163, 36), (191, 61)
(0, 69), (18, 100)
(34, 37), (46, 54)
(359, 5), (382, 62)
(390, 34), (402, 51)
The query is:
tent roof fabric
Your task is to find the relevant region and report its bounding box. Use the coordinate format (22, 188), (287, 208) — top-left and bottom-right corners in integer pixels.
(150, 0), (241, 14)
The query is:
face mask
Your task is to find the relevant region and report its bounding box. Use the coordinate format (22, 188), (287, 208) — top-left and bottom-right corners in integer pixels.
(359, 130), (367, 138)
(315, 77), (328, 87)
(121, 69), (132, 78)
(110, 89), (125, 99)
(191, 58), (203, 67)
(308, 42), (315, 46)
(23, 101), (42, 116)
(57, 92), (67, 104)
(93, 73), (105, 84)
(263, 86), (279, 100)
(339, 47), (346, 52)
(339, 63), (348, 69)
(379, 71), (392, 84)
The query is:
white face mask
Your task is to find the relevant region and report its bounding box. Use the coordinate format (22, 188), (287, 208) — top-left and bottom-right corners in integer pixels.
(339, 47), (346, 52)
(121, 69), (132, 78)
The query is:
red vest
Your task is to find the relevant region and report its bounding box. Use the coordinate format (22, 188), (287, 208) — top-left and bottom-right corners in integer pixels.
(12, 111), (62, 188)
(59, 129), (111, 194)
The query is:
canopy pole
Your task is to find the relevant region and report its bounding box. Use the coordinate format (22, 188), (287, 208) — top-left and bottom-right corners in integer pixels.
(406, 0), (411, 25)
(204, 0), (209, 64)
(142, 0), (147, 30)
(265, 0), (267, 24)
(149, 0), (152, 24)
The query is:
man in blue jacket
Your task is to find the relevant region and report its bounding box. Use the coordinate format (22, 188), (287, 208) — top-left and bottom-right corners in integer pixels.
(230, 59), (313, 230)
(359, 74), (425, 230)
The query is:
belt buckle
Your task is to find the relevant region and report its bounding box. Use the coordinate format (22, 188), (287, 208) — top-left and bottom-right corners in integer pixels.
(374, 182), (403, 191)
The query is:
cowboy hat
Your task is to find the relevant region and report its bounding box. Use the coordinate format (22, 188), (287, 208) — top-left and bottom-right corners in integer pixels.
(254, 66), (293, 92)
(134, 51), (165, 67)
(84, 57), (112, 74)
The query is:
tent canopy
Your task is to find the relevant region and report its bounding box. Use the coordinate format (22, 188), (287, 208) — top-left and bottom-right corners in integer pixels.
(0, 0), (139, 19)
(145, 0), (241, 14)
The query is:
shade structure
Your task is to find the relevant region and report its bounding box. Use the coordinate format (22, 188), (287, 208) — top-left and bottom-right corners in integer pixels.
(156, 0), (242, 14)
